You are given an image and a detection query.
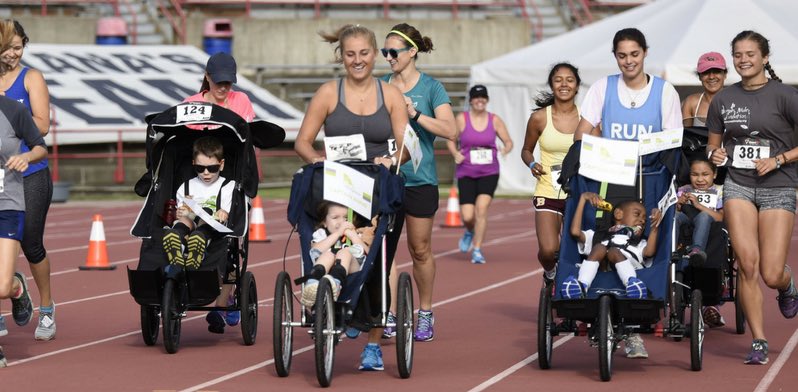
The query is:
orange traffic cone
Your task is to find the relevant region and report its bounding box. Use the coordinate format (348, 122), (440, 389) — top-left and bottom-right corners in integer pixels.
(441, 187), (463, 228)
(80, 214), (116, 270)
(249, 196), (271, 242)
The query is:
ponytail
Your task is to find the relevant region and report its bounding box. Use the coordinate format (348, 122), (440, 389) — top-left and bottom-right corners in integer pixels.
(764, 63), (782, 83)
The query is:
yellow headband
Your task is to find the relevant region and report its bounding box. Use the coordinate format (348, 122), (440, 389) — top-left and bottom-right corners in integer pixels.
(390, 30), (418, 50)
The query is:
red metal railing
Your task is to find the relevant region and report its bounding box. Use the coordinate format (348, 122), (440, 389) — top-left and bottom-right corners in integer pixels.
(4, 0), (120, 17)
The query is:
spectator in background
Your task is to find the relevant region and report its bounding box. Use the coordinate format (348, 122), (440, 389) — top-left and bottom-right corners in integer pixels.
(0, 19), (55, 341)
(446, 84), (513, 264)
(682, 52), (728, 127)
(521, 62), (581, 285)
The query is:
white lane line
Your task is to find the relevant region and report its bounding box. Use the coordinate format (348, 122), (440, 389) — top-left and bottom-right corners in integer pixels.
(178, 265), (542, 391)
(753, 327), (798, 392)
(468, 336), (576, 392)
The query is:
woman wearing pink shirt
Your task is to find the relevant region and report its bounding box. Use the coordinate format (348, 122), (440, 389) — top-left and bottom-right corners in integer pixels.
(184, 52), (255, 122)
(183, 52), (255, 333)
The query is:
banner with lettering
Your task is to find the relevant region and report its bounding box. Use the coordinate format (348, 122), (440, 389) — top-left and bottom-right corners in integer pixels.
(23, 44), (304, 144)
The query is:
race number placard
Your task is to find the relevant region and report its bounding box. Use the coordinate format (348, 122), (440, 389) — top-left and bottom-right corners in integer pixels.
(470, 147), (493, 165)
(550, 164), (562, 192)
(176, 103), (213, 123)
(691, 189), (719, 210)
(732, 138), (770, 169)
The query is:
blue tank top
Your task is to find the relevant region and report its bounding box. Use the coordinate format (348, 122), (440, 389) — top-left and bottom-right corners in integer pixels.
(4, 67), (48, 177)
(601, 74), (664, 170)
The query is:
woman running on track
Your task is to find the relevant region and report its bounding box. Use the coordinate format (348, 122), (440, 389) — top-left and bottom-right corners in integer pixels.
(706, 30), (798, 365)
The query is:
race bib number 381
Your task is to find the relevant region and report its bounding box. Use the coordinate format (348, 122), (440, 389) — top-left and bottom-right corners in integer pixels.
(732, 138), (770, 169)
(177, 103), (213, 123)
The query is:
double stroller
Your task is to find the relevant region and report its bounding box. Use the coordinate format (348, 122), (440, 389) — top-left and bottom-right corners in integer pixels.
(537, 136), (741, 381)
(273, 161), (413, 387)
(127, 102), (285, 354)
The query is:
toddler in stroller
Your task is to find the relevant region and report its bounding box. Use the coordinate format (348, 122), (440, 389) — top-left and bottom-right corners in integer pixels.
(563, 192), (662, 300)
(298, 201), (377, 307)
(162, 135), (235, 270)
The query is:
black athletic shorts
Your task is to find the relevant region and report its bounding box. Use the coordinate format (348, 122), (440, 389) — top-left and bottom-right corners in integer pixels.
(458, 174), (499, 205)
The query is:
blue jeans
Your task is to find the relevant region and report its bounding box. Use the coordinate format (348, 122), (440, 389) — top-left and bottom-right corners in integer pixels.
(676, 210), (713, 250)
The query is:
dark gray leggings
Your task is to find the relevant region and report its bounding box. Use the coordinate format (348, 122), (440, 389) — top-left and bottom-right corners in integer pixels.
(22, 168), (53, 264)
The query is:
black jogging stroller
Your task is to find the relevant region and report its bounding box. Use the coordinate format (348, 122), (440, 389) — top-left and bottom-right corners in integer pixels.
(127, 102), (285, 354)
(537, 142), (706, 381)
(273, 161), (412, 387)
(673, 126), (744, 335)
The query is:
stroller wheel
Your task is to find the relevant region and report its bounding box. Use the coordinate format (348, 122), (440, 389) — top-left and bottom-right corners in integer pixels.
(598, 295), (613, 382)
(140, 305), (160, 346)
(537, 283), (554, 369)
(161, 279), (182, 354)
(314, 277), (336, 387)
(239, 271), (258, 346)
(690, 289), (704, 371)
(273, 271), (294, 377)
(396, 272), (414, 378)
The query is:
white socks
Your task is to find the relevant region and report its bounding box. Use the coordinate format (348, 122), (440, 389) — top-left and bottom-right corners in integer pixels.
(577, 260), (600, 288)
(615, 259), (637, 285)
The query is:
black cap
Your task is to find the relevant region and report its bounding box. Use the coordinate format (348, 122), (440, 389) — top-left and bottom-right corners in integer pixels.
(206, 52), (237, 84)
(469, 84), (489, 100)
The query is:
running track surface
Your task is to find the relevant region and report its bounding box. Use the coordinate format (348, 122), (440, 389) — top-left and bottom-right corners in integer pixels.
(1, 198), (797, 391)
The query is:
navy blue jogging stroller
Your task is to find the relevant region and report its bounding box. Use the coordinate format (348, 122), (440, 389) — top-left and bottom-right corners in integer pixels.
(537, 141), (706, 381)
(273, 161), (412, 387)
(127, 102), (285, 354)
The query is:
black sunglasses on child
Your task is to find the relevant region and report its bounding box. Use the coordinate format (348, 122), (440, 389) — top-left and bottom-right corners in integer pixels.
(193, 164), (221, 174)
(380, 47), (411, 58)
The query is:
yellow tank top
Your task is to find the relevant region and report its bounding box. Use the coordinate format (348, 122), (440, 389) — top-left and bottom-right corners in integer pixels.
(535, 105), (578, 199)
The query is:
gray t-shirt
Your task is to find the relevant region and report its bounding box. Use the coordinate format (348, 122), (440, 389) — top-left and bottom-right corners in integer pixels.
(706, 80), (798, 188)
(0, 96), (45, 211)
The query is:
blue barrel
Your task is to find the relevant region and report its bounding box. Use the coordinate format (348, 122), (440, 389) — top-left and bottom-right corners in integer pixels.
(96, 17), (128, 45)
(203, 18), (233, 55)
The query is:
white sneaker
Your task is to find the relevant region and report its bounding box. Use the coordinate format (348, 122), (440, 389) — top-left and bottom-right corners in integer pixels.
(300, 279), (319, 308)
(625, 333), (649, 359)
(35, 302), (56, 341)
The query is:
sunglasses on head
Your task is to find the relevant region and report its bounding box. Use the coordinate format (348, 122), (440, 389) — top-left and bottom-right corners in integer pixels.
(193, 164), (221, 174)
(380, 47), (411, 58)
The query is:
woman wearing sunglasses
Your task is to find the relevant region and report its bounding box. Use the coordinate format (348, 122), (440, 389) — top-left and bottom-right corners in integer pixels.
(294, 24), (408, 371)
(181, 52), (255, 334)
(379, 23), (457, 344)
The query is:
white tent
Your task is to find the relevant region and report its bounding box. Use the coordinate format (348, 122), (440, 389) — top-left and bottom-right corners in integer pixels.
(471, 0), (798, 195)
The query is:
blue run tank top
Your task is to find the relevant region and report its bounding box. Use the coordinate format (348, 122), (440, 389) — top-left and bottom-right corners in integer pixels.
(323, 78), (393, 160)
(601, 74), (664, 170)
(4, 67), (48, 177)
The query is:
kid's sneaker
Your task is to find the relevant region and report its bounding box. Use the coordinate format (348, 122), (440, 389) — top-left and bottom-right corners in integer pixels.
(625, 277), (648, 299)
(561, 275), (585, 299)
(300, 279), (320, 308)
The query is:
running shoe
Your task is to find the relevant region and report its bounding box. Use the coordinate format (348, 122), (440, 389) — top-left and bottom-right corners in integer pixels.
(0, 346), (6, 368)
(11, 272), (33, 326)
(625, 276), (648, 299)
(702, 306), (726, 328)
(744, 339), (769, 365)
(625, 334), (649, 359)
(459, 230), (473, 253)
(358, 343), (384, 371)
(345, 327), (362, 339)
(0, 316), (7, 337)
(206, 310), (225, 334)
(414, 310), (434, 342)
(543, 268), (556, 287)
(560, 275), (585, 299)
(471, 248), (486, 264)
(35, 302), (57, 341)
(688, 247), (707, 267)
(382, 312), (397, 339)
(777, 267), (798, 319)
(224, 294), (240, 327)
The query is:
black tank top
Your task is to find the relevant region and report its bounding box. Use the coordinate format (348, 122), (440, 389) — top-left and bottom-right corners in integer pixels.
(323, 78), (393, 160)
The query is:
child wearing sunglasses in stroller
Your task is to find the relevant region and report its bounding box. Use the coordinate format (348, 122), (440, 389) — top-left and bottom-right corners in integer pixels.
(162, 136), (236, 271)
